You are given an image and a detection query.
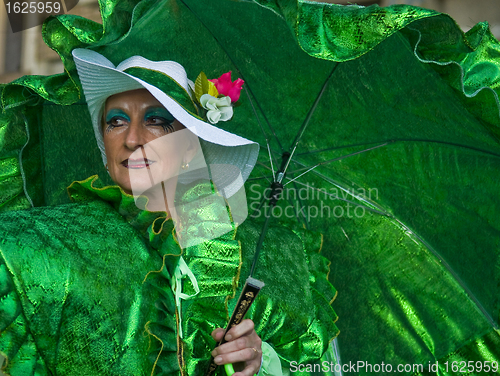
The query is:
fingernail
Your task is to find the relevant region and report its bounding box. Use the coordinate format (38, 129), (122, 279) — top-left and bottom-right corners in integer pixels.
(211, 349), (218, 357)
(214, 356), (222, 364)
(225, 334), (232, 341)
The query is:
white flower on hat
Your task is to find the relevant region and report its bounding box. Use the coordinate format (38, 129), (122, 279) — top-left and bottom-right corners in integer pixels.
(199, 94), (233, 124)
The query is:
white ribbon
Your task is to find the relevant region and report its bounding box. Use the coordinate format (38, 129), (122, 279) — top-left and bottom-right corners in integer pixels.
(171, 256), (200, 338)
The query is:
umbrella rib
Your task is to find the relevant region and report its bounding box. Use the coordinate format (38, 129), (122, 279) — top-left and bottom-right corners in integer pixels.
(301, 170), (389, 215)
(285, 63), (339, 174)
(243, 84), (279, 179)
(297, 139), (500, 159)
(283, 178), (389, 216)
(284, 143), (388, 183)
(290, 168), (500, 330)
(392, 218), (499, 331)
(392, 138), (500, 158)
(240, 84), (284, 152)
(267, 143), (276, 180)
(256, 160), (273, 171)
(296, 141), (392, 156)
(179, 0), (284, 152)
(283, 165), (319, 187)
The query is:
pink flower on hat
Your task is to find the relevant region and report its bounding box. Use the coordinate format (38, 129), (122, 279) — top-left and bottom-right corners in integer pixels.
(209, 72), (244, 102)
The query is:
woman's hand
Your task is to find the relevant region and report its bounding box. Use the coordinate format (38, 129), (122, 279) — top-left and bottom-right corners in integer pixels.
(211, 319), (262, 376)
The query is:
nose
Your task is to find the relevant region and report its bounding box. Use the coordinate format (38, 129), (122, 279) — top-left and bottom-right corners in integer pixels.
(124, 119), (146, 150)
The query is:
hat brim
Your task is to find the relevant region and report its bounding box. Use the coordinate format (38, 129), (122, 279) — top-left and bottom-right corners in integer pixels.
(72, 49), (259, 191)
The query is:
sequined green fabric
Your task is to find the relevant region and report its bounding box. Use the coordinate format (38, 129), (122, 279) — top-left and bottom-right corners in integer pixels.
(0, 176), (338, 375)
(1, 0), (500, 375)
(0, 196), (173, 375)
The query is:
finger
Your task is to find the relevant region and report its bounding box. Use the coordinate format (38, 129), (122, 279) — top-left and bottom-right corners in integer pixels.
(213, 335), (252, 356)
(213, 347), (260, 366)
(211, 328), (225, 342)
(224, 319), (255, 341)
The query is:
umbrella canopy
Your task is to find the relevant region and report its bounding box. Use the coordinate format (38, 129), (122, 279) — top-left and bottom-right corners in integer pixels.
(1, 0), (500, 373)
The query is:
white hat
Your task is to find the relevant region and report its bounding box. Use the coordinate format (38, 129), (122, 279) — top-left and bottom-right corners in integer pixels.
(72, 49), (259, 197)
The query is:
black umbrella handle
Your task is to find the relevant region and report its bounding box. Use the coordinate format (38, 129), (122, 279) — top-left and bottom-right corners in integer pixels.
(205, 277), (265, 376)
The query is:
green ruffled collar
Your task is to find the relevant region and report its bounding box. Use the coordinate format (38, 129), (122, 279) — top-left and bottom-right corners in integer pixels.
(67, 175), (243, 375)
(67, 175), (174, 251)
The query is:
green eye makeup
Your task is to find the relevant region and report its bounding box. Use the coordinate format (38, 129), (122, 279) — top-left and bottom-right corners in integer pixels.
(144, 107), (175, 122)
(106, 109), (130, 123)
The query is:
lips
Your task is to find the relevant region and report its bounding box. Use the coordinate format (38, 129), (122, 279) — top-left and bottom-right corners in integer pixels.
(122, 158), (155, 169)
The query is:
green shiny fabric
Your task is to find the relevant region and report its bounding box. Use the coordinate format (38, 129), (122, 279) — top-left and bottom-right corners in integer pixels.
(1, 0), (500, 375)
(0, 176), (338, 375)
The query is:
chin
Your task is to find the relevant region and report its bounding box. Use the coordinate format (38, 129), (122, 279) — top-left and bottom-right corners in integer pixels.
(128, 178), (156, 196)
(111, 171), (151, 196)
(116, 182), (133, 195)
(110, 174), (133, 195)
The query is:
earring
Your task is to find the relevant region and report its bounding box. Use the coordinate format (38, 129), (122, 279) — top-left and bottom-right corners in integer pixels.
(105, 163), (108, 171)
(181, 162), (189, 170)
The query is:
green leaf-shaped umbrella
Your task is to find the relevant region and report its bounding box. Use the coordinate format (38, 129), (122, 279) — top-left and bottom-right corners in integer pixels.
(1, 0), (499, 374)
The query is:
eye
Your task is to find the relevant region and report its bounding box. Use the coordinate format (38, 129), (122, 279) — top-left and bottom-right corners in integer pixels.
(105, 116), (128, 132)
(145, 116), (175, 132)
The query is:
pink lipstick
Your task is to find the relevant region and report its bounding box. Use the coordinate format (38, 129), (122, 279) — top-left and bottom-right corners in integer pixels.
(122, 158), (155, 169)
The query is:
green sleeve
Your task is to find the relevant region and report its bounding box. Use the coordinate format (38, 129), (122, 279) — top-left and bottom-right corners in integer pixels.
(0, 259), (49, 376)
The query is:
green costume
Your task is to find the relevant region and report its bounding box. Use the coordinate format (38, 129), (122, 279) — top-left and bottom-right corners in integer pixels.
(0, 176), (338, 375)
(1, 0), (500, 375)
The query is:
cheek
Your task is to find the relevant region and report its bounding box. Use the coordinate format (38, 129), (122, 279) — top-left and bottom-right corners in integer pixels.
(103, 138), (114, 164)
(154, 134), (189, 161)
(103, 136), (123, 180)
(159, 150), (183, 170)
(103, 132), (121, 158)
(145, 127), (169, 140)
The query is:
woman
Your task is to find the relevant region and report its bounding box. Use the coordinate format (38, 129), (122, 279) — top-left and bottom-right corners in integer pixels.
(3, 0), (500, 374)
(0, 49), (339, 376)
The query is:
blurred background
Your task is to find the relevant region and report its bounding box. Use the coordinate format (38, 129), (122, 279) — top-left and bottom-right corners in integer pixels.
(0, 0), (499, 83)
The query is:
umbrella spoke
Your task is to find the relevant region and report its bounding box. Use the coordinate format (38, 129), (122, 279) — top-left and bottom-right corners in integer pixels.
(284, 142), (389, 184)
(242, 84), (284, 152)
(296, 140), (395, 157)
(180, 0), (285, 153)
(267, 142), (277, 180)
(283, 177), (389, 217)
(297, 139), (500, 158)
(256, 160), (273, 171)
(243, 85), (282, 175)
(284, 63), (339, 175)
(392, 217), (499, 330)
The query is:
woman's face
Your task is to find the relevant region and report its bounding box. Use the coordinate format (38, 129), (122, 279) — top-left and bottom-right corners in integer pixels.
(103, 89), (195, 194)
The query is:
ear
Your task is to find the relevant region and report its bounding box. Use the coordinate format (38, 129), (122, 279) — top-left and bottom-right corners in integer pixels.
(184, 132), (200, 163)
